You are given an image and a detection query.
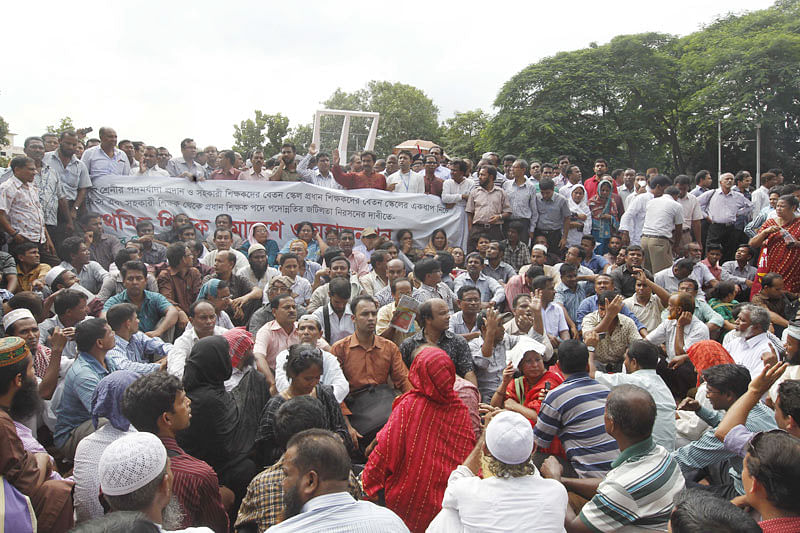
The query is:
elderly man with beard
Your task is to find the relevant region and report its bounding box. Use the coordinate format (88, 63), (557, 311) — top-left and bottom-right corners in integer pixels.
(723, 304), (779, 380)
(4, 309), (65, 402)
(0, 337), (75, 532)
(237, 243), (279, 291)
(98, 432), (208, 531)
(268, 429), (407, 532)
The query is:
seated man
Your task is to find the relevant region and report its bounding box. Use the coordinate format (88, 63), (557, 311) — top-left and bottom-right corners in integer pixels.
(157, 242), (201, 315)
(102, 261), (179, 341)
(663, 278), (726, 338)
(500, 221), (531, 272)
(201, 228), (248, 271)
(237, 243), (279, 291)
(248, 275), (293, 334)
(683, 241), (719, 294)
(399, 298), (477, 385)
(576, 273), (647, 335)
(307, 254), (363, 314)
(587, 338), (676, 451)
(58, 236), (109, 294)
(97, 248), (159, 302)
(254, 293), (299, 388)
(372, 257), (405, 308)
(468, 308), (527, 402)
(722, 304), (775, 379)
(609, 244), (650, 298)
(412, 257), (457, 311)
(580, 235), (609, 274)
(670, 489), (762, 533)
(554, 263), (590, 326)
(551, 245), (595, 287)
(377, 277), (420, 346)
(449, 286), (481, 342)
(534, 340), (619, 478)
(13, 241), (49, 293)
(0, 337), (75, 532)
(623, 269), (669, 333)
(751, 273), (797, 338)
(720, 244), (756, 299)
(653, 258), (695, 295)
(311, 277), (354, 345)
(532, 275), (570, 348)
(54, 318), (118, 461)
(122, 372), (231, 532)
(702, 243), (723, 280)
(39, 288), (89, 360)
(204, 213), (243, 250)
(206, 250), (262, 326)
(482, 241), (516, 284)
(428, 410), (568, 533)
(106, 303), (168, 374)
(133, 220), (167, 266)
(262, 429), (407, 532)
(277, 252), (312, 308)
(581, 291), (640, 373)
(453, 252), (504, 309)
(542, 384), (685, 532)
(672, 364), (777, 499)
(168, 300), (227, 379)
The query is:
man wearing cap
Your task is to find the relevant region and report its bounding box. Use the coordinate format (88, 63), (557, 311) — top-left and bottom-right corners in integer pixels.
(428, 410), (568, 532)
(99, 432), (213, 531)
(4, 308), (65, 400)
(541, 384), (685, 532)
(237, 242), (278, 291)
(0, 336), (76, 532)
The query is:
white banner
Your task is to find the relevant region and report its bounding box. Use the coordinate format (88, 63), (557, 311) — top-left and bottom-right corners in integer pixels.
(86, 176), (467, 250)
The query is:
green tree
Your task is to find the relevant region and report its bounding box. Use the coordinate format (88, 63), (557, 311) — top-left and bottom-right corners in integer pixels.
(232, 111), (290, 157)
(439, 109), (490, 162)
(46, 116), (76, 134)
(0, 115), (9, 146)
(321, 81), (439, 158)
(283, 123), (313, 152)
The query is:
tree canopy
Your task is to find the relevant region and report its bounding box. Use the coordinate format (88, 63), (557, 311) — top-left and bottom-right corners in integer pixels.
(232, 111), (290, 158)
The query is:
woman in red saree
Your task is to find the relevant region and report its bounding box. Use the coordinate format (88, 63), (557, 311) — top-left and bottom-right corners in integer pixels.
(749, 194), (800, 294)
(491, 339), (565, 455)
(361, 347), (475, 533)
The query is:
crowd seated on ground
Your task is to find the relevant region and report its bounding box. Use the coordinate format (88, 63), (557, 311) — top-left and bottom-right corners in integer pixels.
(2, 132), (800, 532)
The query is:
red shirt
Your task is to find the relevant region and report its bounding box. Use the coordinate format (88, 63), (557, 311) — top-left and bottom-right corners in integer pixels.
(332, 165), (387, 190)
(701, 258), (722, 279)
(424, 174), (443, 197)
(584, 175), (618, 200)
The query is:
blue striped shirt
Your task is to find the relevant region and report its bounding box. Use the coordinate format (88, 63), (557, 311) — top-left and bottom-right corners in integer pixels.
(534, 373), (619, 478)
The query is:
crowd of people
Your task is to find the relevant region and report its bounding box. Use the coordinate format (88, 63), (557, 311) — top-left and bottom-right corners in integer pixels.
(0, 126), (799, 532)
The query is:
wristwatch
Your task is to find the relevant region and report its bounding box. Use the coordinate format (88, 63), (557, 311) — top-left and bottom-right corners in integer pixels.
(587, 346), (596, 352)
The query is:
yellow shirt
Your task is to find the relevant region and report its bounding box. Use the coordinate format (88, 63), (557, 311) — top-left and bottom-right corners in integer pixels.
(16, 263), (51, 292)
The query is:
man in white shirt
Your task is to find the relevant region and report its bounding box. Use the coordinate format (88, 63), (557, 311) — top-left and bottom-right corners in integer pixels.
(646, 292), (709, 362)
(674, 175), (703, 251)
(297, 144), (340, 189)
(130, 146), (169, 177)
(750, 171), (779, 216)
(237, 150), (271, 181)
(311, 277), (354, 345)
(722, 304), (776, 379)
(428, 410), (567, 533)
(533, 275), (569, 348)
(279, 253), (312, 308)
(166, 138), (206, 181)
(587, 337), (676, 451)
(639, 177), (683, 274)
(441, 159), (475, 209)
(386, 150), (424, 193)
(201, 229), (249, 271)
(167, 300), (228, 378)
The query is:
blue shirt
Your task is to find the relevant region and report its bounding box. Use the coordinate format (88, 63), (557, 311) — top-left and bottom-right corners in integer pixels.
(107, 332), (170, 374)
(81, 145), (131, 180)
(42, 150), (91, 200)
(576, 294), (645, 332)
(103, 290), (172, 333)
(582, 254), (608, 274)
(54, 352), (119, 447)
(534, 372), (619, 477)
(279, 239), (321, 262)
(453, 272), (505, 305)
(554, 281), (589, 323)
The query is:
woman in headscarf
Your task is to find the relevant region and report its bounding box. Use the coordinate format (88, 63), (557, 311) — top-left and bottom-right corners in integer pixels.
(566, 184), (592, 247)
(196, 279), (234, 329)
(177, 336), (269, 501)
(254, 344), (352, 466)
(423, 228), (453, 256)
(588, 178), (619, 255)
(362, 346), (475, 533)
(277, 221), (325, 262)
(239, 222), (279, 266)
(708, 281), (739, 341)
(73, 370), (139, 522)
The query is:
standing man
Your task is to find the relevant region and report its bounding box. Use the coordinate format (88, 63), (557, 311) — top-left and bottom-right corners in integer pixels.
(386, 149), (423, 193)
(442, 159), (475, 209)
(557, 164), (583, 199)
(270, 143), (302, 181)
(534, 178), (571, 255)
(751, 171), (778, 215)
(209, 150), (241, 180)
(674, 175), (703, 251)
(691, 170), (713, 197)
(698, 172), (753, 263)
(297, 144), (340, 189)
(465, 165), (511, 252)
(238, 150), (270, 181)
(331, 149), (387, 190)
(81, 127), (131, 181)
(639, 176), (683, 274)
(429, 144), (451, 180)
(422, 154), (444, 197)
(584, 158), (617, 199)
(503, 158), (538, 244)
(0, 157), (58, 265)
(156, 147), (171, 172)
(43, 130), (91, 225)
(131, 146), (170, 177)
(166, 138), (206, 181)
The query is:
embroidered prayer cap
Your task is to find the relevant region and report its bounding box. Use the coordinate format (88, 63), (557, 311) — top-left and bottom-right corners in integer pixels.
(2, 309), (35, 331)
(0, 337), (30, 368)
(248, 243), (266, 257)
(506, 337), (546, 370)
(532, 244), (548, 254)
(222, 327), (254, 368)
(269, 275), (294, 291)
(99, 432), (167, 497)
(485, 410), (534, 465)
(44, 266), (66, 288)
(297, 314), (322, 329)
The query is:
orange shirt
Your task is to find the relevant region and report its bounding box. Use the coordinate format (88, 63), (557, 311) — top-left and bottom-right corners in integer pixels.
(331, 333), (411, 393)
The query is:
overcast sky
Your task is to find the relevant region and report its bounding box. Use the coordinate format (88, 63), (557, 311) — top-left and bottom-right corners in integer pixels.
(2, 0), (774, 154)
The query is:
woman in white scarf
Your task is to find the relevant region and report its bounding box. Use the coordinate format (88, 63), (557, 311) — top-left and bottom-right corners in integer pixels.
(566, 184), (592, 246)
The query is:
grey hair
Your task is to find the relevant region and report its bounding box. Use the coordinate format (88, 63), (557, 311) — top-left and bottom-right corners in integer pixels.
(481, 454), (536, 479)
(744, 304), (771, 332)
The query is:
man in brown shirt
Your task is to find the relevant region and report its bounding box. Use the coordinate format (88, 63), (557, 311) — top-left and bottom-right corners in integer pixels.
(82, 213), (123, 270)
(157, 241), (201, 315)
(465, 165), (511, 252)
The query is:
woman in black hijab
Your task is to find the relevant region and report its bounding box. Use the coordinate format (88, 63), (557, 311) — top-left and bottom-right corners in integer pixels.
(177, 336), (268, 501)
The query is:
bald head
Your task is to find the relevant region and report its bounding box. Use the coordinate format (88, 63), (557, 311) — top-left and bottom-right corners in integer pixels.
(386, 259), (405, 281)
(606, 384), (656, 441)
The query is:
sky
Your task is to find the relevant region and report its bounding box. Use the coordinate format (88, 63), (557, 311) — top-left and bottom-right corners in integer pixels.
(2, 0), (775, 155)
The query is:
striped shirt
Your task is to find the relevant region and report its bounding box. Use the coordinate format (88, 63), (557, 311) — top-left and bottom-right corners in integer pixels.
(671, 403), (777, 495)
(533, 373), (619, 478)
(579, 438), (685, 532)
(161, 436), (229, 533)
